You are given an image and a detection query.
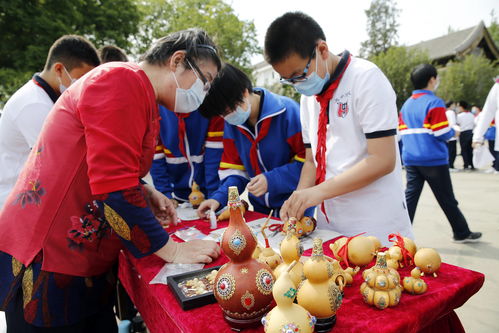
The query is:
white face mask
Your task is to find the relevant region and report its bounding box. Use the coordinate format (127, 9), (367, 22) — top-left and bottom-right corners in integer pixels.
(224, 100), (251, 126)
(172, 62), (207, 114)
(58, 66), (76, 93)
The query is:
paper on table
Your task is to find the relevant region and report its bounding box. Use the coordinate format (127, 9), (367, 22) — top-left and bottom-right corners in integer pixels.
(203, 217), (341, 253)
(149, 263), (205, 285)
(176, 202), (199, 221)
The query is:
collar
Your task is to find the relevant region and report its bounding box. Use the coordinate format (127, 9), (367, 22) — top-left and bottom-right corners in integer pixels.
(251, 87), (285, 120)
(411, 89), (434, 99)
(319, 50), (351, 95)
(32, 73), (59, 103)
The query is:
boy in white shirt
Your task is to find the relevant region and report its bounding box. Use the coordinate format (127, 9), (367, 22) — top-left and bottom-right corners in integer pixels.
(264, 12), (412, 245)
(456, 101), (475, 170)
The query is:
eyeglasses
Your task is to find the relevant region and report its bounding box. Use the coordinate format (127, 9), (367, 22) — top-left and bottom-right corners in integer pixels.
(279, 47), (316, 84)
(186, 58), (210, 92)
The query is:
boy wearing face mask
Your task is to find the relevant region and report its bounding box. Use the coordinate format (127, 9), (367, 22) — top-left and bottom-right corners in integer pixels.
(399, 64), (481, 243)
(0, 35), (100, 210)
(197, 64), (314, 219)
(264, 12), (412, 246)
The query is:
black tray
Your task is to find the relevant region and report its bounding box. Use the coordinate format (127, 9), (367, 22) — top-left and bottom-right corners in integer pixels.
(167, 265), (222, 310)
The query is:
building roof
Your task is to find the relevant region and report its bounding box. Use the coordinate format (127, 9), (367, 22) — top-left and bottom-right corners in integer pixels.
(408, 21), (499, 62)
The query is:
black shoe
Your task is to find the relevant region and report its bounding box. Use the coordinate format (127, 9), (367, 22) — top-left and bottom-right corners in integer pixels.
(453, 232), (482, 243)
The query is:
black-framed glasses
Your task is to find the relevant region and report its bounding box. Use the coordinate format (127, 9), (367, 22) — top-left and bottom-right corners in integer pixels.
(279, 47), (316, 84)
(186, 58), (211, 92)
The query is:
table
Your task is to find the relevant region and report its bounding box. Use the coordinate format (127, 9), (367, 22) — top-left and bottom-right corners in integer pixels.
(118, 211), (484, 333)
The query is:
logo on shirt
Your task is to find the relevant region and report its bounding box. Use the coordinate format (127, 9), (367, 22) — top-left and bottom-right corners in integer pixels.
(337, 102), (349, 118)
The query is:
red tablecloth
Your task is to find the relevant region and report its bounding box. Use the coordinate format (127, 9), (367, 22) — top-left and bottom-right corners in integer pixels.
(118, 211), (484, 333)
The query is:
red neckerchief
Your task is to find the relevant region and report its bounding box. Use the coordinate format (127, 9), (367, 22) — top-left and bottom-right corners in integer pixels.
(314, 55), (351, 222)
(176, 113), (190, 162)
(237, 117), (273, 175)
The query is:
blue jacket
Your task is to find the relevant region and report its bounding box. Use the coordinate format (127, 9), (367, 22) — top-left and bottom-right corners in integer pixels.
(485, 119), (496, 141)
(150, 106), (224, 201)
(399, 90), (455, 166)
(210, 88), (314, 217)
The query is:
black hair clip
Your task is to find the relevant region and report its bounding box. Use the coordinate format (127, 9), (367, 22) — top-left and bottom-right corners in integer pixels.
(197, 44), (217, 54)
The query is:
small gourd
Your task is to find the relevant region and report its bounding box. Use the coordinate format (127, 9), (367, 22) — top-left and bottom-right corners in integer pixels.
(403, 267), (428, 294)
(282, 217), (305, 238)
(257, 212), (282, 270)
(360, 252), (402, 309)
(300, 216), (317, 236)
(274, 225), (304, 288)
(414, 248), (441, 277)
(388, 233), (417, 268)
(262, 261), (316, 333)
(188, 181), (204, 208)
(330, 235), (375, 267)
(297, 239), (342, 320)
(386, 246), (402, 269)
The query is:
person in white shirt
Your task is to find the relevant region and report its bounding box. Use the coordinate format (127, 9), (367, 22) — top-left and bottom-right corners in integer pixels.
(456, 101), (475, 170)
(445, 101), (459, 170)
(264, 12), (413, 246)
(473, 80), (499, 172)
(0, 35), (100, 210)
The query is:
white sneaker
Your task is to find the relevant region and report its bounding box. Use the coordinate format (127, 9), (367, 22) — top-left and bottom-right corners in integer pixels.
(449, 168), (459, 173)
(484, 168), (495, 174)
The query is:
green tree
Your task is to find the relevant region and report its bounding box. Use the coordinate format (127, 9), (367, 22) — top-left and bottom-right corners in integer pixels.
(488, 10), (499, 47)
(134, 0), (260, 74)
(360, 0), (400, 58)
(0, 0), (141, 105)
(438, 54), (498, 106)
(370, 46), (430, 109)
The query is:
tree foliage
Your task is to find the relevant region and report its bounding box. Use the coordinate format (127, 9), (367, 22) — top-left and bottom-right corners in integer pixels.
(438, 54), (498, 107)
(370, 46), (430, 109)
(488, 10), (499, 47)
(360, 0), (400, 58)
(133, 0), (260, 74)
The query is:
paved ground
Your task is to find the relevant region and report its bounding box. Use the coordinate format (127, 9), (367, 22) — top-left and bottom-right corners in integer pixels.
(1, 160), (497, 333)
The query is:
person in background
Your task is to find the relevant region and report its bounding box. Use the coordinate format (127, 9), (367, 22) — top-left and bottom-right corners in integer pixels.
(0, 35), (100, 211)
(196, 63), (314, 219)
(0, 29), (221, 332)
(445, 101), (459, 171)
(263, 12), (412, 245)
(399, 64), (481, 243)
(150, 106), (224, 207)
(99, 45), (129, 62)
(473, 79), (499, 174)
(457, 101), (475, 170)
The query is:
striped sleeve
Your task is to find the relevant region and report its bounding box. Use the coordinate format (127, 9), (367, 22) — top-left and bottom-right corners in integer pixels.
(205, 116), (224, 149)
(218, 137), (249, 180)
(424, 99), (451, 137)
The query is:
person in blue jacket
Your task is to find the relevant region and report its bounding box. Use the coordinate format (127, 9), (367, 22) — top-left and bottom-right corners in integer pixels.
(196, 63), (314, 219)
(150, 106), (224, 206)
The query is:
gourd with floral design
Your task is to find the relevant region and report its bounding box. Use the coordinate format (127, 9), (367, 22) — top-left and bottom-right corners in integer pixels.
(262, 261), (316, 333)
(214, 187), (275, 329)
(360, 252), (403, 310)
(403, 267), (428, 294)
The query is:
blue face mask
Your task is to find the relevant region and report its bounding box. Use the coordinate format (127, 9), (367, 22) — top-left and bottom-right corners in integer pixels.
(224, 100), (251, 126)
(293, 51), (330, 96)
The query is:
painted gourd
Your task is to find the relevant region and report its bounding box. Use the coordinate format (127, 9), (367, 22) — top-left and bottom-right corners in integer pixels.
(403, 267), (428, 294)
(188, 181), (204, 208)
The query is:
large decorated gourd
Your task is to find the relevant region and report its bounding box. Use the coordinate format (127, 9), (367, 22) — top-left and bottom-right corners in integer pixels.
(360, 252), (402, 310)
(330, 235), (376, 267)
(262, 261), (316, 333)
(403, 267), (428, 294)
(414, 248), (441, 277)
(274, 225), (304, 288)
(188, 181), (204, 208)
(214, 187), (275, 329)
(297, 238), (342, 330)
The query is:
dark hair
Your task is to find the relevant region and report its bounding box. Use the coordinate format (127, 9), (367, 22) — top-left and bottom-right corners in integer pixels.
(264, 11), (326, 65)
(410, 64), (438, 89)
(99, 45), (128, 62)
(445, 101), (454, 108)
(458, 101), (469, 110)
(142, 28), (221, 71)
(198, 63), (253, 118)
(44, 35), (100, 70)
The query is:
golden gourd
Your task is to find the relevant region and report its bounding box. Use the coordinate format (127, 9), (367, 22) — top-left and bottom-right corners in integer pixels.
(188, 181), (204, 208)
(360, 252), (402, 310)
(330, 235), (375, 267)
(414, 248), (441, 277)
(403, 267), (428, 294)
(274, 228), (304, 288)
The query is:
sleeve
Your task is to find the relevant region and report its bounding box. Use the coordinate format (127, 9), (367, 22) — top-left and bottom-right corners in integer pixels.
(423, 98), (454, 141)
(209, 136), (249, 207)
(265, 102), (306, 196)
(204, 116), (224, 196)
(354, 67), (397, 138)
(150, 140), (174, 198)
(100, 185), (168, 258)
(14, 102), (53, 148)
(473, 83), (498, 142)
(300, 95), (311, 147)
(77, 68), (149, 195)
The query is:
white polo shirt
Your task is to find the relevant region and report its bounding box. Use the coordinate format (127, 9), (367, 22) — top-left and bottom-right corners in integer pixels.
(457, 111), (475, 131)
(0, 79), (54, 209)
(300, 56), (413, 246)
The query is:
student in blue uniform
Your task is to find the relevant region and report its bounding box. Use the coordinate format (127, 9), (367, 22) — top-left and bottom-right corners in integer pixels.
(150, 106), (224, 206)
(196, 64), (314, 218)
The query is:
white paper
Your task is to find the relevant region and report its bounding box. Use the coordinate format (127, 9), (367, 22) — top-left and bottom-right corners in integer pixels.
(202, 217), (341, 253)
(176, 203), (199, 221)
(149, 263), (205, 285)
